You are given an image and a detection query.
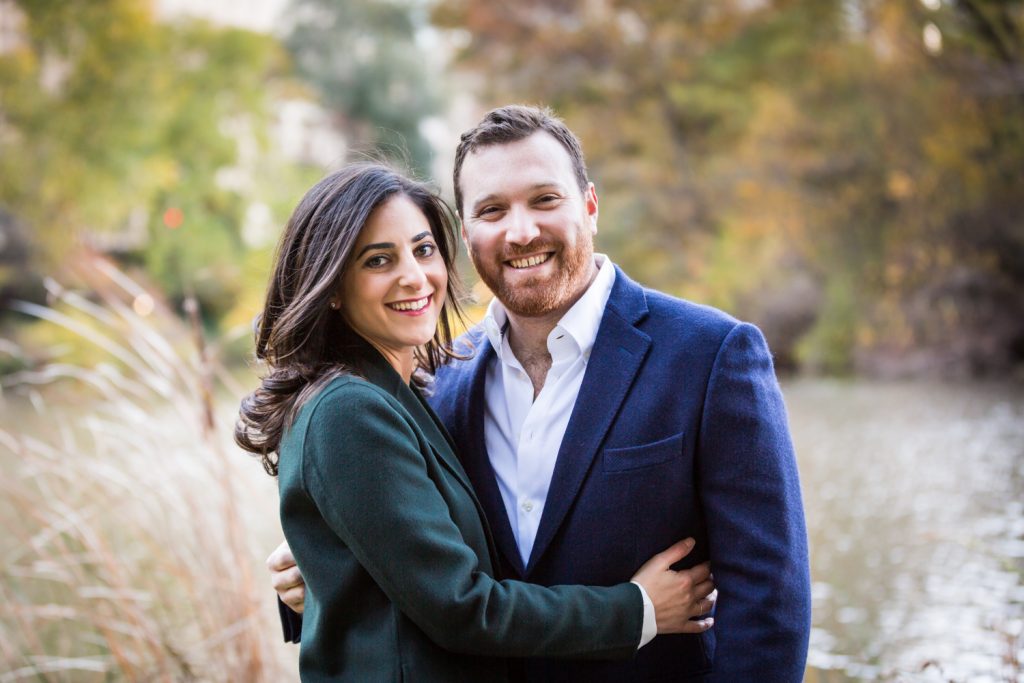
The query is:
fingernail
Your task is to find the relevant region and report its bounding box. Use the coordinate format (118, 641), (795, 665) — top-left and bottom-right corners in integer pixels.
(685, 538), (695, 548)
(703, 618), (714, 629)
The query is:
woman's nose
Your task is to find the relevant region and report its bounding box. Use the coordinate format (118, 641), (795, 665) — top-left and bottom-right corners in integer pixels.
(397, 256), (427, 289)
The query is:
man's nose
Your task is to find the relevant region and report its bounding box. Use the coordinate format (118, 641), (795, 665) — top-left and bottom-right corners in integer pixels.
(504, 205), (541, 246)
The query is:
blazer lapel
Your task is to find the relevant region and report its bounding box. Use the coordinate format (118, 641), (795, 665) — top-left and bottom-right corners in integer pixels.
(526, 268), (651, 574)
(452, 342), (528, 577)
(358, 348), (475, 495)
(404, 385), (470, 486)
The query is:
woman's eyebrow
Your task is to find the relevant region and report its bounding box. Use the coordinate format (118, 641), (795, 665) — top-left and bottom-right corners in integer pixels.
(356, 242), (393, 258)
(356, 232), (431, 258)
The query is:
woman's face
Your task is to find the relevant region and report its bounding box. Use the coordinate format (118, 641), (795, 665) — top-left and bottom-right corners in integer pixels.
(338, 194), (448, 368)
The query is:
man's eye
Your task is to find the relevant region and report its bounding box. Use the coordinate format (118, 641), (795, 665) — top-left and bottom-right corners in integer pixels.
(537, 194), (559, 204)
(477, 206), (501, 217)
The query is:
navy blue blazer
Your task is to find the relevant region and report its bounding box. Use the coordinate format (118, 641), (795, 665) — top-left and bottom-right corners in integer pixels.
(428, 266), (811, 682)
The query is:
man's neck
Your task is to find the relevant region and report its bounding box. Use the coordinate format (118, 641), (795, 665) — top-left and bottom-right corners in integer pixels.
(505, 309), (560, 363)
(506, 314), (557, 400)
(503, 260), (600, 398)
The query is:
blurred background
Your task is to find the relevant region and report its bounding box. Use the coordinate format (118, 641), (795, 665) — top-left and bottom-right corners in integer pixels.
(0, 0), (1021, 680)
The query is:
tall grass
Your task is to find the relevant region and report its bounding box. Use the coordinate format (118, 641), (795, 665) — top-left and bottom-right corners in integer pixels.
(0, 256), (290, 681)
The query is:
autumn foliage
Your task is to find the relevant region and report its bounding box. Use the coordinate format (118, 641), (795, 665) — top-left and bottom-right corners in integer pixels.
(434, 0), (1024, 376)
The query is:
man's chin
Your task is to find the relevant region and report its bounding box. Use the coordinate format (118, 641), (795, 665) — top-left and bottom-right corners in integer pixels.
(497, 285), (561, 318)
(475, 259), (574, 317)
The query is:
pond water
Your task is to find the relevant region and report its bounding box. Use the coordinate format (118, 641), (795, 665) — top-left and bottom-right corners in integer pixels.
(786, 379), (1024, 682)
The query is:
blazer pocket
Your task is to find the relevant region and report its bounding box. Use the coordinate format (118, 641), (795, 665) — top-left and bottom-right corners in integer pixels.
(602, 432), (684, 473)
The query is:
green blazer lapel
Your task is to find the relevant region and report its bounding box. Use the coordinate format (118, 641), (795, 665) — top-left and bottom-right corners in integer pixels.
(358, 350), (475, 496)
(400, 384), (469, 484)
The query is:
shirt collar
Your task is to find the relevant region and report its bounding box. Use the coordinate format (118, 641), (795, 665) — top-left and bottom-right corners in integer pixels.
(482, 254), (616, 364)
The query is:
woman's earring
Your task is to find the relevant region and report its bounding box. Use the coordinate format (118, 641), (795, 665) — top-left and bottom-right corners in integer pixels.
(329, 301), (340, 310)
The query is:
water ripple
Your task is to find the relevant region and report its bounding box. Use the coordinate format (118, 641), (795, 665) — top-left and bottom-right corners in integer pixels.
(784, 380), (1024, 682)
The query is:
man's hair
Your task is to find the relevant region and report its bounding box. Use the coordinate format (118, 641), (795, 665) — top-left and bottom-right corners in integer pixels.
(453, 104), (589, 215)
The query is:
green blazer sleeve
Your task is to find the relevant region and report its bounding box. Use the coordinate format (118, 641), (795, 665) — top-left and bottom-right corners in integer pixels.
(299, 381), (642, 659)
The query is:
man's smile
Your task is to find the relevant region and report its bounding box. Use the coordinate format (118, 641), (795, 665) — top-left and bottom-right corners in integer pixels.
(507, 253), (554, 269)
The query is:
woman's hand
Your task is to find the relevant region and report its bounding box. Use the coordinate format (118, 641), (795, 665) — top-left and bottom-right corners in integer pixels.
(631, 538), (716, 634)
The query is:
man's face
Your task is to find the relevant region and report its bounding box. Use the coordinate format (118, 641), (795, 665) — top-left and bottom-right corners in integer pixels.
(458, 131), (599, 319)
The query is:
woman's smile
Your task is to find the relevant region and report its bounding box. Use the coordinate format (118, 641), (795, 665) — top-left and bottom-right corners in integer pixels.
(386, 293), (433, 314)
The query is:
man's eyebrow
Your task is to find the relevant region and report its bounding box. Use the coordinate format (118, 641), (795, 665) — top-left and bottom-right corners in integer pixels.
(470, 183), (566, 212)
(470, 194), (501, 212)
(530, 181), (566, 192)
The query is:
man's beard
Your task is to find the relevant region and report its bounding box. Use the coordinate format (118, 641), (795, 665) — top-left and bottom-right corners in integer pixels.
(470, 235), (594, 318)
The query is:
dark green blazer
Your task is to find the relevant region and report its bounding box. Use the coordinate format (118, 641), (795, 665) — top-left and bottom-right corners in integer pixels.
(277, 349), (643, 682)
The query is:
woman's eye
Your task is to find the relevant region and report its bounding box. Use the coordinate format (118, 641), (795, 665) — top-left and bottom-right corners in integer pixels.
(415, 243), (436, 258)
(365, 254), (388, 268)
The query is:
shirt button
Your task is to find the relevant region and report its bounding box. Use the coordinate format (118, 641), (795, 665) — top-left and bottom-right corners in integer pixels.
(521, 501), (534, 513)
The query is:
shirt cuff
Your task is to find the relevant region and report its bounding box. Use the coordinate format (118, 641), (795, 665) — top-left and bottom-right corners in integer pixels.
(630, 581), (657, 649)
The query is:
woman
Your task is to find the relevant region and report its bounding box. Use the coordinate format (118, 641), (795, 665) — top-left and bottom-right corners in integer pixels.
(236, 164), (713, 681)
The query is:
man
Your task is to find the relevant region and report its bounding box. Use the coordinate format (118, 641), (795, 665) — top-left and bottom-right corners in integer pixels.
(270, 105), (811, 681)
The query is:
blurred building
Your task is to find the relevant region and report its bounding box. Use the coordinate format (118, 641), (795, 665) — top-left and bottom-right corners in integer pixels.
(0, 0), (347, 258)
(155, 0), (289, 34)
(134, 0), (346, 251)
(156, 0), (347, 169)
(271, 99), (348, 169)
(0, 1), (23, 55)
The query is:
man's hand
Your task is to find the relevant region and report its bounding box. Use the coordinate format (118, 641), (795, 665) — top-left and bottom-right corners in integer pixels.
(268, 540), (306, 614)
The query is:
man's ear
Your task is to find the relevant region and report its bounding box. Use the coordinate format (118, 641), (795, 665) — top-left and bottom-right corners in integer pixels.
(460, 216), (471, 252)
(585, 182), (599, 235)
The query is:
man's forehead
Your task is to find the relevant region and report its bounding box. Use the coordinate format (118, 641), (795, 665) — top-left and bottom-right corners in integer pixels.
(464, 131), (569, 165)
(461, 133), (575, 194)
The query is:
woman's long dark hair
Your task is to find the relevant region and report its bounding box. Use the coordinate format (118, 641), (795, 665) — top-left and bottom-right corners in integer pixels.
(235, 163), (466, 475)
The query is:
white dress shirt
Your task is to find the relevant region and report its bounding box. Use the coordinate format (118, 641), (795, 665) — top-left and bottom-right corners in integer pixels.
(481, 255), (657, 648)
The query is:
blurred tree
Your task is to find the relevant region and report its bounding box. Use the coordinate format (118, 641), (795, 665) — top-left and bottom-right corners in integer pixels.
(433, 0), (1024, 376)
(0, 0), (284, 324)
(284, 0), (444, 175)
